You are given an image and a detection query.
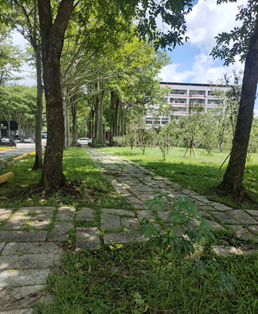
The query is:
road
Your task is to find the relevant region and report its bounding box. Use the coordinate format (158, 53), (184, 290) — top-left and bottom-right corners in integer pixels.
(0, 143), (35, 162)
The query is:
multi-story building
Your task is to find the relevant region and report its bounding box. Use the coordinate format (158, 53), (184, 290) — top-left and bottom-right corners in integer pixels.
(145, 82), (231, 127)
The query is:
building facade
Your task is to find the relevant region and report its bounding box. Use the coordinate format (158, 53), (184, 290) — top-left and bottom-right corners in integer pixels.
(145, 82), (231, 127)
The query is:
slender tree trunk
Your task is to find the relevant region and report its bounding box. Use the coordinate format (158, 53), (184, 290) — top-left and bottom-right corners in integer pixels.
(63, 90), (67, 149)
(72, 102), (77, 145)
(94, 83), (99, 143)
(66, 103), (70, 147)
(7, 111), (10, 138)
(98, 81), (104, 143)
(218, 18), (258, 197)
(32, 0), (43, 170)
(110, 91), (115, 144)
(38, 0), (74, 193)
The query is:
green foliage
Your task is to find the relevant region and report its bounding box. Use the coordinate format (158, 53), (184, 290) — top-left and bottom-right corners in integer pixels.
(156, 124), (175, 161)
(139, 192), (235, 312)
(211, 1), (255, 65)
(137, 119), (155, 155)
(113, 136), (127, 147)
(126, 123), (136, 151)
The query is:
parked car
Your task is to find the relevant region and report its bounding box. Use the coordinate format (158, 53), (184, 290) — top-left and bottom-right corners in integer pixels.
(24, 137), (33, 143)
(77, 138), (92, 144)
(1, 138), (10, 143)
(13, 138), (21, 143)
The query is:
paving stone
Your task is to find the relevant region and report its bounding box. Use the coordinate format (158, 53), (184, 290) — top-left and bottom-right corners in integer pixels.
(76, 227), (100, 251)
(2, 242), (60, 255)
(181, 189), (200, 196)
(0, 285), (45, 311)
(0, 254), (55, 270)
(133, 193), (155, 202)
(0, 309), (34, 314)
(190, 195), (211, 204)
(229, 225), (258, 241)
(101, 208), (135, 217)
(4, 216), (31, 229)
(208, 202), (232, 211)
(212, 212), (239, 224)
(137, 210), (156, 222)
(104, 231), (146, 244)
(229, 210), (257, 224)
(117, 190), (134, 197)
(126, 196), (144, 206)
(16, 207), (55, 214)
(247, 225), (258, 234)
(157, 211), (170, 222)
(0, 269), (50, 288)
(0, 243), (5, 251)
(29, 214), (52, 228)
(76, 208), (95, 221)
(246, 210), (258, 216)
(0, 209), (13, 222)
(56, 206), (75, 221)
(121, 218), (140, 231)
(47, 222), (74, 241)
(101, 214), (121, 230)
(196, 205), (218, 212)
(129, 186), (153, 193)
(203, 219), (226, 230)
(212, 245), (257, 257)
(0, 231), (47, 242)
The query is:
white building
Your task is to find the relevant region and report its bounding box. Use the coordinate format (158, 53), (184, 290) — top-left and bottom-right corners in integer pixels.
(145, 82), (231, 127)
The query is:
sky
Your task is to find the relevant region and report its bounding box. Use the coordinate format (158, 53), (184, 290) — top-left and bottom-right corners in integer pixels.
(159, 0), (247, 84)
(12, 0), (257, 111)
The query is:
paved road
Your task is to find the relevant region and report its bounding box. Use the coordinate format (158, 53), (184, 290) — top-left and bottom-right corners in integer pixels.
(0, 144), (35, 162)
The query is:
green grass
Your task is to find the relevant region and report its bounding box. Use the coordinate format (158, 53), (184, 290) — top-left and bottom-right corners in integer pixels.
(0, 147), (131, 209)
(40, 235), (258, 314)
(99, 146), (258, 208)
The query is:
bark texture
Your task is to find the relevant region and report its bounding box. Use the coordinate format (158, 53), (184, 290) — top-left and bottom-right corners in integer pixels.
(38, 0), (74, 193)
(218, 18), (258, 196)
(32, 44), (43, 169)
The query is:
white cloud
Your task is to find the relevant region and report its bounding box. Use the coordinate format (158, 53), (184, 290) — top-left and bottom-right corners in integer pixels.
(159, 63), (193, 82)
(159, 53), (244, 85)
(186, 0), (248, 52)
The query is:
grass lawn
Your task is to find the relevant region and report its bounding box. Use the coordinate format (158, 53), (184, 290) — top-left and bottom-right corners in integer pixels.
(0, 147), (131, 209)
(41, 237), (258, 314)
(99, 146), (258, 209)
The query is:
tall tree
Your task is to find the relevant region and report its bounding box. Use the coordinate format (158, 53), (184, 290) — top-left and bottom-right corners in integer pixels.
(37, 0), (193, 193)
(1, 0), (44, 169)
(211, 0), (258, 198)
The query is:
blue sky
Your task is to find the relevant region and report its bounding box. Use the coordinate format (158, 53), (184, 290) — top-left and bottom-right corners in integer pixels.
(12, 0), (257, 111)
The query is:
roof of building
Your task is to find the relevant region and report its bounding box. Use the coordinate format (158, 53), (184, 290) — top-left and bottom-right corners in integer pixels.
(160, 82), (229, 88)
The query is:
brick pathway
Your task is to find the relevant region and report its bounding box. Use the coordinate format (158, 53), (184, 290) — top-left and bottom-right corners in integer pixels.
(1, 148), (258, 313)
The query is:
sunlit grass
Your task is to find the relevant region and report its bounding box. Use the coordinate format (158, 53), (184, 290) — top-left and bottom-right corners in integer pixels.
(0, 147), (130, 209)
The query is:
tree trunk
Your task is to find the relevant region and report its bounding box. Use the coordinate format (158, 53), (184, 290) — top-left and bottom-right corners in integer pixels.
(72, 102), (77, 145)
(218, 18), (258, 197)
(98, 81), (104, 143)
(66, 103), (70, 147)
(32, 0), (43, 170)
(110, 91), (115, 144)
(94, 83), (99, 143)
(38, 0), (74, 193)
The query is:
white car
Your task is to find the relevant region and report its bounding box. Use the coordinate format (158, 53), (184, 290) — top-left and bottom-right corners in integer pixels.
(77, 138), (92, 144)
(1, 138), (10, 143)
(24, 137), (33, 143)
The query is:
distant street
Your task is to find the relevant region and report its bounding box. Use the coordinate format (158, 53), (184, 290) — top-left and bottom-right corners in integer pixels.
(0, 143), (35, 162)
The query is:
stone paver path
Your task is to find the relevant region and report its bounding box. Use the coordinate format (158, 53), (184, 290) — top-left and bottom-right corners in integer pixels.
(1, 148), (258, 312)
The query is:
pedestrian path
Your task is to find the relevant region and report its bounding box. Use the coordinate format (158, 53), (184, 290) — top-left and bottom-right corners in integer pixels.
(1, 148), (258, 313)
